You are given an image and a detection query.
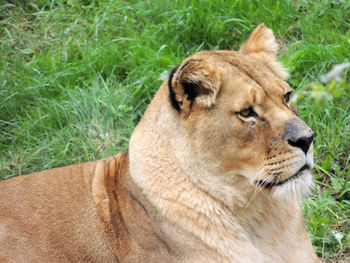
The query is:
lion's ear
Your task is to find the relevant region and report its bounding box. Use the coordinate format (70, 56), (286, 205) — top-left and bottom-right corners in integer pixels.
(240, 23), (278, 59)
(240, 24), (289, 80)
(168, 60), (221, 114)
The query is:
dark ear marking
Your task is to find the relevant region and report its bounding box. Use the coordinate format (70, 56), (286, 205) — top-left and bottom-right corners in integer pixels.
(168, 65), (180, 112)
(168, 59), (201, 112)
(181, 79), (212, 108)
(168, 59), (220, 113)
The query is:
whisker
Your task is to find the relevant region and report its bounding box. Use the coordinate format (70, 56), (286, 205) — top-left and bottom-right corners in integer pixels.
(244, 166), (271, 210)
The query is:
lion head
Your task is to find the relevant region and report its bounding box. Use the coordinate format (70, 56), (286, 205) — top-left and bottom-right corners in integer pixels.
(130, 24), (314, 209)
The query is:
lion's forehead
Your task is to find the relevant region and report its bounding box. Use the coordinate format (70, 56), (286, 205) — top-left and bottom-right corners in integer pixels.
(218, 66), (288, 113)
(193, 50), (289, 99)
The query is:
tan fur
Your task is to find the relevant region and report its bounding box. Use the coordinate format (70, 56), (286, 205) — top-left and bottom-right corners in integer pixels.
(0, 24), (319, 262)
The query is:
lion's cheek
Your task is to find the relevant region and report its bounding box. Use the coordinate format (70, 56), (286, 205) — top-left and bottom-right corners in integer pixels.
(219, 146), (263, 173)
(192, 119), (266, 173)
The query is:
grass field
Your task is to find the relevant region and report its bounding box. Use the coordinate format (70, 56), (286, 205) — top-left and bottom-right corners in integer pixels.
(0, 0), (349, 261)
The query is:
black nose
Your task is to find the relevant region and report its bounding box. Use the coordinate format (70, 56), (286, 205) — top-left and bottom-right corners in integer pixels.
(288, 134), (314, 155)
(283, 118), (314, 155)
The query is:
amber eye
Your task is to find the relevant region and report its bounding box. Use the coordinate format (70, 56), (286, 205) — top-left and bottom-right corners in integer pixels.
(284, 91), (292, 104)
(239, 107), (254, 118)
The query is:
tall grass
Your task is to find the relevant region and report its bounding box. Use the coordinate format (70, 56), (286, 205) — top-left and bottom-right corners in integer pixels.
(0, 0), (349, 261)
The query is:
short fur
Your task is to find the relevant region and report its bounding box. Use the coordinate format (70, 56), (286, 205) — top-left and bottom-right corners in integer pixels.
(0, 24), (319, 262)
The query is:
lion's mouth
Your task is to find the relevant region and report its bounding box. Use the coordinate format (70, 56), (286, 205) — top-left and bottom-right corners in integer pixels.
(256, 164), (310, 189)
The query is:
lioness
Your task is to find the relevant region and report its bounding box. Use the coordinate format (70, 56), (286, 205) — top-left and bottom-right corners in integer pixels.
(0, 24), (319, 262)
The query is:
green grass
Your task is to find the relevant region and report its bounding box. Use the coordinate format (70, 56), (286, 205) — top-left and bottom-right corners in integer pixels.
(0, 0), (349, 261)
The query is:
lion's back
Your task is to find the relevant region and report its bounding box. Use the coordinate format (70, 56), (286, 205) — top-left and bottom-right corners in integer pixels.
(0, 160), (118, 262)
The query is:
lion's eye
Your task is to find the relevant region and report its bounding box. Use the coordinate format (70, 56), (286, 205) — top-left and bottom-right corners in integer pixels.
(239, 107), (254, 118)
(284, 91), (292, 104)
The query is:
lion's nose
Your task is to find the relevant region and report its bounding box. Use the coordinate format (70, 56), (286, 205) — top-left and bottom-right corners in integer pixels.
(288, 134), (314, 155)
(283, 118), (314, 155)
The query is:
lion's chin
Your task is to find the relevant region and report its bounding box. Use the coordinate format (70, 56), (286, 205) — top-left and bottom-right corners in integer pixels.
(255, 165), (314, 200)
(271, 169), (314, 200)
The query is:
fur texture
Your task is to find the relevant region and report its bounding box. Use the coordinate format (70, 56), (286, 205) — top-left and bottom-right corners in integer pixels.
(0, 24), (319, 262)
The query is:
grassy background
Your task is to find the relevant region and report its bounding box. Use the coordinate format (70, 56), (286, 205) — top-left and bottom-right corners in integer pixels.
(0, 0), (349, 261)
